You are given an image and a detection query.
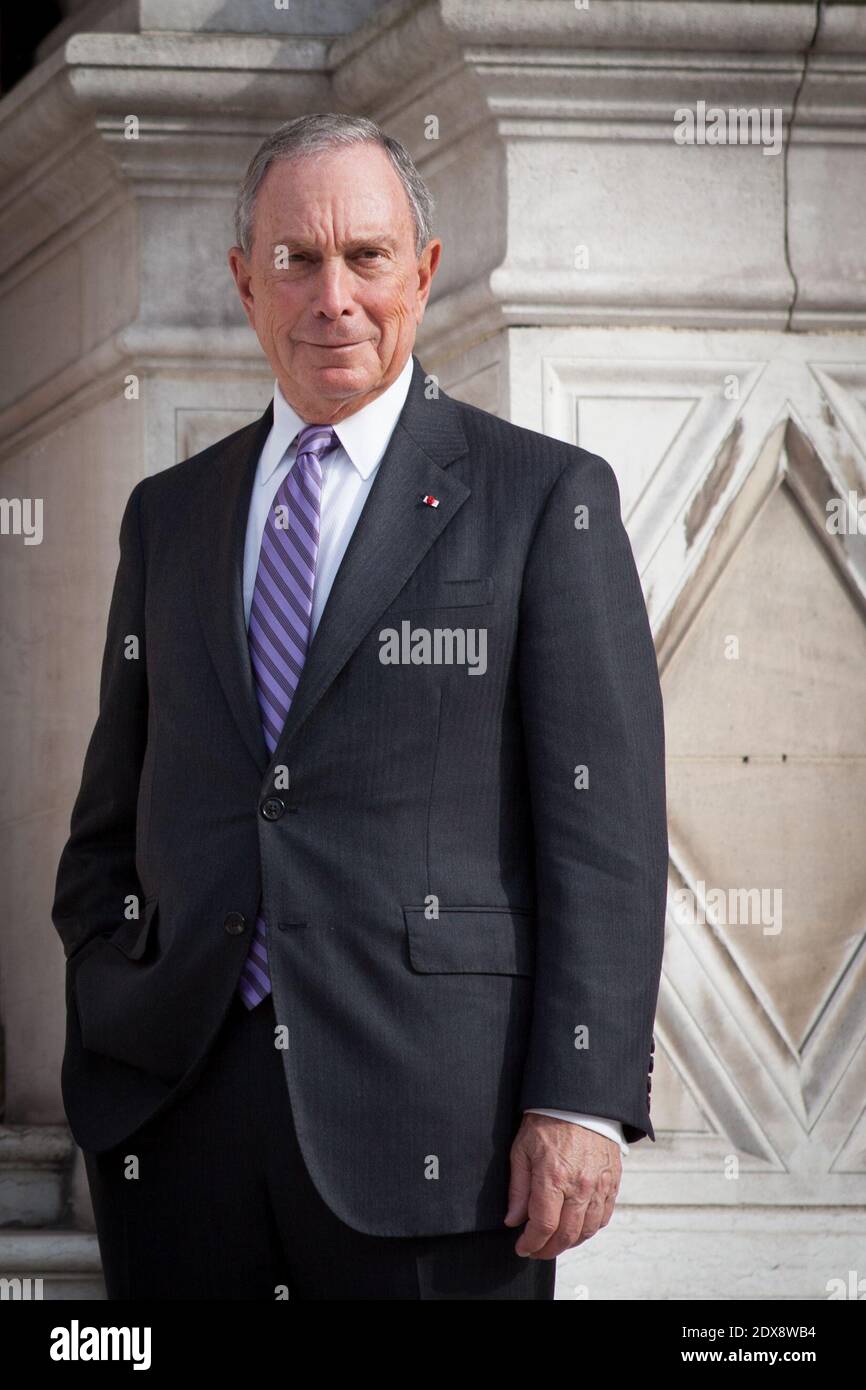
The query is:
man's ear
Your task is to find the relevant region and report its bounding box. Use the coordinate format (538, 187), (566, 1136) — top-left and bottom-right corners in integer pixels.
(415, 239), (442, 323)
(228, 246), (256, 326)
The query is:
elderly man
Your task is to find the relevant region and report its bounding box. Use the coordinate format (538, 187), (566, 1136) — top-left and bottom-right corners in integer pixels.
(52, 113), (667, 1301)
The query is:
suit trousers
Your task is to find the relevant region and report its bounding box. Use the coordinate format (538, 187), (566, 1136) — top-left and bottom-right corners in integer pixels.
(82, 988), (556, 1300)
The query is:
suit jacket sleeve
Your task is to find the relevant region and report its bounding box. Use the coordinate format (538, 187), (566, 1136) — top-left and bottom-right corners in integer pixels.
(51, 479), (149, 961)
(516, 450), (668, 1143)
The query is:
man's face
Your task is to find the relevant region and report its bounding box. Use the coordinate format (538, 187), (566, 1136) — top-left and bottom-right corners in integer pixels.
(228, 143), (441, 424)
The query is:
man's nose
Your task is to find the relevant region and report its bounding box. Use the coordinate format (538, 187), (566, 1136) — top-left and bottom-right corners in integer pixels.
(311, 259), (356, 317)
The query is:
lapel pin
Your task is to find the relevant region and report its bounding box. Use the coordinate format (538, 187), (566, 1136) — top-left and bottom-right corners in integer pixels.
(420, 494), (440, 508)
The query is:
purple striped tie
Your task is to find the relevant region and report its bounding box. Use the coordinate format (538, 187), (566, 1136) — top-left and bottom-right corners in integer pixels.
(238, 422), (336, 1009)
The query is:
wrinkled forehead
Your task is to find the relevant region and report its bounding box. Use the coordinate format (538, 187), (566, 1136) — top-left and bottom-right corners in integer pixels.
(253, 150), (414, 244)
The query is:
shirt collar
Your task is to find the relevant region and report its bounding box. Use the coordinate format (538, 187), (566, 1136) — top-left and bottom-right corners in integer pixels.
(257, 352), (416, 488)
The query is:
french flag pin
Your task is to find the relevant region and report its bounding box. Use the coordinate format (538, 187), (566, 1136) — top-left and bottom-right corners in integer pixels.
(421, 494), (440, 508)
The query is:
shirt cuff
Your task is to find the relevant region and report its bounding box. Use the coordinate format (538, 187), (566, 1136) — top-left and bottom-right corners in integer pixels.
(524, 1109), (630, 1158)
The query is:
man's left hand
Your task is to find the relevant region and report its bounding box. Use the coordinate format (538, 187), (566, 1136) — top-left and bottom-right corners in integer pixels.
(504, 1112), (622, 1259)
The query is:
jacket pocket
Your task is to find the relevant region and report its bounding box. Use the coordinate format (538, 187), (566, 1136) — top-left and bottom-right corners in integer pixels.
(403, 905), (534, 976)
(106, 896), (159, 960)
(390, 577), (494, 612)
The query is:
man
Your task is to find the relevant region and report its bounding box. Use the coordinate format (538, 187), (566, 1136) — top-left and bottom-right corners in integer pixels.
(52, 113), (667, 1301)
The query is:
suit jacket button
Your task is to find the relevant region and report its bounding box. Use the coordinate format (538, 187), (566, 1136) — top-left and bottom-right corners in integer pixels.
(261, 797), (285, 820)
(648, 1057), (654, 1073)
(224, 912), (247, 935)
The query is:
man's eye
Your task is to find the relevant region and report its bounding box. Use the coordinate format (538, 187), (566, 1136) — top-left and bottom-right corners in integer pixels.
(278, 250), (384, 266)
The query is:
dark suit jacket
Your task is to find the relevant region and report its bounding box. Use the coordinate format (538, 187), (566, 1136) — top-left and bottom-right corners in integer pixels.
(52, 352), (668, 1237)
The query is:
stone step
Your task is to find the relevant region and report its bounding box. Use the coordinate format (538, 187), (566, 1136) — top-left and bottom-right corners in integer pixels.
(0, 1125), (75, 1228)
(0, 1229), (104, 1300)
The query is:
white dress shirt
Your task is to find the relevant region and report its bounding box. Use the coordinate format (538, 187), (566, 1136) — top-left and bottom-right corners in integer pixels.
(242, 353), (629, 1160)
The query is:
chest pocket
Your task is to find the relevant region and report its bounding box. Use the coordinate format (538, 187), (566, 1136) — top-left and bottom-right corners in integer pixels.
(388, 577), (494, 612)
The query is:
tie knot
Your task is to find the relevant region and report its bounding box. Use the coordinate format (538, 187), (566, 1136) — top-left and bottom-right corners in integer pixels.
(295, 423), (337, 462)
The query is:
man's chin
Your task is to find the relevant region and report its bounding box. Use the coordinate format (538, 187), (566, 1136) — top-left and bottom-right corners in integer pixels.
(309, 363), (370, 389)
(276, 346), (388, 406)
(307, 357), (381, 391)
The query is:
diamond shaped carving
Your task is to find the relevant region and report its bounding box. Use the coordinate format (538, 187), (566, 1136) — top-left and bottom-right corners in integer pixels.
(652, 409), (866, 1171)
(664, 478), (866, 1055)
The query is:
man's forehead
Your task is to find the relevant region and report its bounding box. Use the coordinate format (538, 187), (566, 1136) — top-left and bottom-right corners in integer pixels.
(260, 148), (399, 196)
(270, 228), (401, 247)
(256, 180), (406, 229)
(259, 181), (400, 219)
(252, 155), (415, 246)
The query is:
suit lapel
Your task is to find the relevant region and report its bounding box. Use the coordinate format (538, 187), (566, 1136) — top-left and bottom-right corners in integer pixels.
(192, 354), (471, 780)
(192, 401), (273, 774)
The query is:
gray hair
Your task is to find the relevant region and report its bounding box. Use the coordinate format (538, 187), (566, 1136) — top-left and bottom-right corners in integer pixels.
(234, 113), (435, 259)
